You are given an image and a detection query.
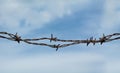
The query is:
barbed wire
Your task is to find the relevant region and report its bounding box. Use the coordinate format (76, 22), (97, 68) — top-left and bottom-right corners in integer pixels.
(0, 32), (120, 51)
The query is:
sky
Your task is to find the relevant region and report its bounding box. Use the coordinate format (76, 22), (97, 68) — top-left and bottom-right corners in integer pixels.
(0, 0), (120, 73)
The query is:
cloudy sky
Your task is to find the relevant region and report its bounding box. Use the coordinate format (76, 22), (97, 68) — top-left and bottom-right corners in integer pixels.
(0, 0), (120, 73)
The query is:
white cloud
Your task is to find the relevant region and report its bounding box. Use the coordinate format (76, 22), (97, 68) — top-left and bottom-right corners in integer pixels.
(0, 0), (91, 34)
(0, 1), (120, 73)
(99, 0), (120, 33)
(106, 60), (120, 73)
(0, 52), (105, 73)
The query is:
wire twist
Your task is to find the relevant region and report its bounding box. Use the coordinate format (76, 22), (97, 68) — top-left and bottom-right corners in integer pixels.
(0, 32), (120, 51)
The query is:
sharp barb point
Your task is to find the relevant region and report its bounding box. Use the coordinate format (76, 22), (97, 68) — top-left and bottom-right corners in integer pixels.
(50, 34), (53, 42)
(0, 32), (120, 49)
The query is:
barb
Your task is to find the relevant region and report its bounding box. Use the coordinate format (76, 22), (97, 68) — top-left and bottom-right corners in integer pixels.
(0, 32), (120, 50)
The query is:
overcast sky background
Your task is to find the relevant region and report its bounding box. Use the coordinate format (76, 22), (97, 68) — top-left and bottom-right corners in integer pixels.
(0, 0), (120, 73)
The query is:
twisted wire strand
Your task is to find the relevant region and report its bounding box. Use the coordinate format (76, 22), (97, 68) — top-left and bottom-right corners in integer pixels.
(0, 32), (120, 51)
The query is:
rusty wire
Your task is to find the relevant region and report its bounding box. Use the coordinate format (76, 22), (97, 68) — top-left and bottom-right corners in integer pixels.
(0, 32), (120, 51)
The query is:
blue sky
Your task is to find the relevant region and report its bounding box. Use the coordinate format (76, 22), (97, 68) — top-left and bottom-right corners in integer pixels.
(0, 0), (120, 73)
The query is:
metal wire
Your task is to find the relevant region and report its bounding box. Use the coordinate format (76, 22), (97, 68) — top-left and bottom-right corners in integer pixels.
(0, 32), (120, 51)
